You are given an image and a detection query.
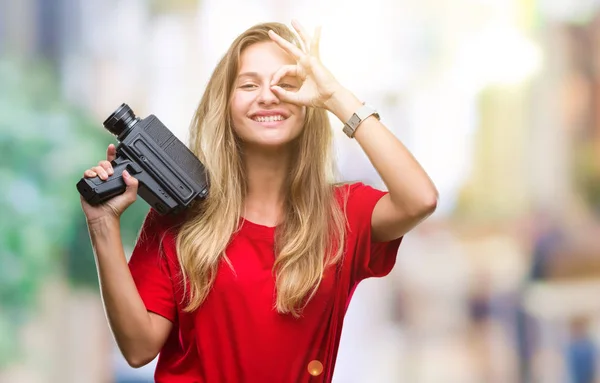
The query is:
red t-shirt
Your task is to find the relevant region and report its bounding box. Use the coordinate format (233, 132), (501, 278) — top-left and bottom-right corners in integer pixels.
(128, 182), (402, 382)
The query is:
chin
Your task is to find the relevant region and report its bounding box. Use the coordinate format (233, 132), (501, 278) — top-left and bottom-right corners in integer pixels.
(254, 138), (296, 149)
(242, 128), (302, 147)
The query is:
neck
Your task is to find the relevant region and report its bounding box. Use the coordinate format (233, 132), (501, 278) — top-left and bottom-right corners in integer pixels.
(242, 146), (292, 226)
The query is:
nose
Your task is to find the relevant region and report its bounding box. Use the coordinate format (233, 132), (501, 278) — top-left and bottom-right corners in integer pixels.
(257, 84), (280, 105)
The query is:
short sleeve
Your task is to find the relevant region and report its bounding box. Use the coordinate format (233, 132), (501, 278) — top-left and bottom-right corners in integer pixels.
(343, 182), (403, 283)
(128, 209), (178, 322)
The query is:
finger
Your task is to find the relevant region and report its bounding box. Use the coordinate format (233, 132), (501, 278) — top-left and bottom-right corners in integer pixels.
(271, 65), (300, 86)
(83, 169), (97, 178)
(122, 170), (139, 197)
(268, 30), (304, 59)
(98, 160), (114, 175)
(270, 85), (301, 105)
(106, 144), (117, 162)
(311, 26), (321, 58)
(291, 19), (311, 52)
(92, 165), (109, 180)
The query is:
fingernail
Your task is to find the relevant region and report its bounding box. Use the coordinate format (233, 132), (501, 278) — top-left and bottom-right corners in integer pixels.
(123, 170), (129, 178)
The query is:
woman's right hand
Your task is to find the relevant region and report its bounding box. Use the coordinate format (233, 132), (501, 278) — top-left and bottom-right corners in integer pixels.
(80, 144), (139, 224)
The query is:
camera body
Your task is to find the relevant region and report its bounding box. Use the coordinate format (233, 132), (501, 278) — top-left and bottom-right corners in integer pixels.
(76, 104), (208, 215)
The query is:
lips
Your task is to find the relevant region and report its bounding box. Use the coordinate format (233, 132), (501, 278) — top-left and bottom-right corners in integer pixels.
(251, 114), (287, 123)
(249, 110), (290, 123)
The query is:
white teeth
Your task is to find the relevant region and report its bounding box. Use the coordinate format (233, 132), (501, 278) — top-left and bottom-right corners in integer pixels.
(253, 115), (285, 122)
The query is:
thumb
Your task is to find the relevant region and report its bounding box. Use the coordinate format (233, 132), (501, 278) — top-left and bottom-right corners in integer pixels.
(122, 170), (139, 198)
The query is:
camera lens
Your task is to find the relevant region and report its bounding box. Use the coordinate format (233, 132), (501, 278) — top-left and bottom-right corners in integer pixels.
(103, 104), (138, 137)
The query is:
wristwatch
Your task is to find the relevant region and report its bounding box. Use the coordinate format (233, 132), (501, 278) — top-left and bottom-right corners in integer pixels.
(342, 104), (380, 138)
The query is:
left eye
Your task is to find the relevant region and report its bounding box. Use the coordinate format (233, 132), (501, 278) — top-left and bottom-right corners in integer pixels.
(278, 83), (296, 89)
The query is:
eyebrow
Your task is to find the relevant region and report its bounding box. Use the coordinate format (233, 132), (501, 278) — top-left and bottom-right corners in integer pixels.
(237, 72), (260, 79)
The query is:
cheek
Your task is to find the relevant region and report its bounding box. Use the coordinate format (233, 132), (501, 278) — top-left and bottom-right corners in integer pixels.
(230, 96), (249, 127)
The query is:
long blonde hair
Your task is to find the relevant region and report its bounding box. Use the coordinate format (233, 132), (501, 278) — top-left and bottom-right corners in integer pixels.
(176, 22), (346, 317)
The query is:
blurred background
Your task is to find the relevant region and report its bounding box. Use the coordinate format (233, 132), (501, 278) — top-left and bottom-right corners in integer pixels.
(1, 0), (600, 382)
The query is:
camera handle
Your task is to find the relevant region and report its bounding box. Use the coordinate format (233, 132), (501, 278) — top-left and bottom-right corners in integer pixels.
(76, 157), (143, 205)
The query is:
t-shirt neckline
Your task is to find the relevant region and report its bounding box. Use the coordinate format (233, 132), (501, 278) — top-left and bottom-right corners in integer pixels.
(239, 218), (277, 240)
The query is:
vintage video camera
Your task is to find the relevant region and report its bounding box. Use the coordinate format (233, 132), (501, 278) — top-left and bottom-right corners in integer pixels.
(76, 104), (208, 215)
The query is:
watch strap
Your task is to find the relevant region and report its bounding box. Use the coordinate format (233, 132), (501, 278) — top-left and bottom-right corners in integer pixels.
(342, 105), (380, 138)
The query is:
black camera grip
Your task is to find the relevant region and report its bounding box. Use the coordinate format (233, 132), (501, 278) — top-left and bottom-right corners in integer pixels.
(76, 160), (135, 205)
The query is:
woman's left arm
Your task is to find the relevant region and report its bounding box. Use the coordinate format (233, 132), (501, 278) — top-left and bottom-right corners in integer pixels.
(269, 20), (438, 242)
(325, 90), (438, 242)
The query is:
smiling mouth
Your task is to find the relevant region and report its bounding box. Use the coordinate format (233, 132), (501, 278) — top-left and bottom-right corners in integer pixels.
(251, 115), (287, 123)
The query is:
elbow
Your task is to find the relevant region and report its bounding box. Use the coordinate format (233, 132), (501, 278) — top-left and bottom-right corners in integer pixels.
(125, 355), (155, 369)
(123, 350), (158, 369)
(422, 192), (438, 215)
(410, 192), (438, 220)
(422, 183), (439, 213)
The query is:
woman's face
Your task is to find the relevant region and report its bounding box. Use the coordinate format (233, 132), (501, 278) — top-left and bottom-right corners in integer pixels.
(230, 41), (305, 150)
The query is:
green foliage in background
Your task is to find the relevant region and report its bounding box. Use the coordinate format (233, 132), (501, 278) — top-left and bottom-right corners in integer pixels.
(0, 58), (149, 368)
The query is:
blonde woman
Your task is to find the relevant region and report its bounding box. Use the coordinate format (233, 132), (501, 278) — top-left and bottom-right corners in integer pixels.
(81, 20), (437, 382)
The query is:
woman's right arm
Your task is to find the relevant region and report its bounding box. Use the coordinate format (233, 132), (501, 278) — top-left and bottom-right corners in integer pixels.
(82, 144), (173, 368)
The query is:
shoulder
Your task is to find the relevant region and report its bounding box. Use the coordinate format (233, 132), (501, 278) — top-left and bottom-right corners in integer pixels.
(333, 181), (387, 208)
(129, 208), (186, 274)
(333, 181), (362, 200)
(136, 208), (186, 249)
(144, 207), (187, 229)
(332, 182), (388, 233)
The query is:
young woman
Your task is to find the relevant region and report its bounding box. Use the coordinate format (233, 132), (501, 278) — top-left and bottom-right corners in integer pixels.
(81, 20), (437, 382)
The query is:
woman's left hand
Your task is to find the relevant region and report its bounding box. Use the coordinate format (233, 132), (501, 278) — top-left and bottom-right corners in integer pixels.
(268, 20), (344, 110)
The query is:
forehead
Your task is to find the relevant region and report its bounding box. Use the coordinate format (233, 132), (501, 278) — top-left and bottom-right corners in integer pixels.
(238, 41), (296, 76)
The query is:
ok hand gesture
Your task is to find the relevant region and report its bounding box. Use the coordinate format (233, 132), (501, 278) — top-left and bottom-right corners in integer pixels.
(268, 20), (344, 111)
